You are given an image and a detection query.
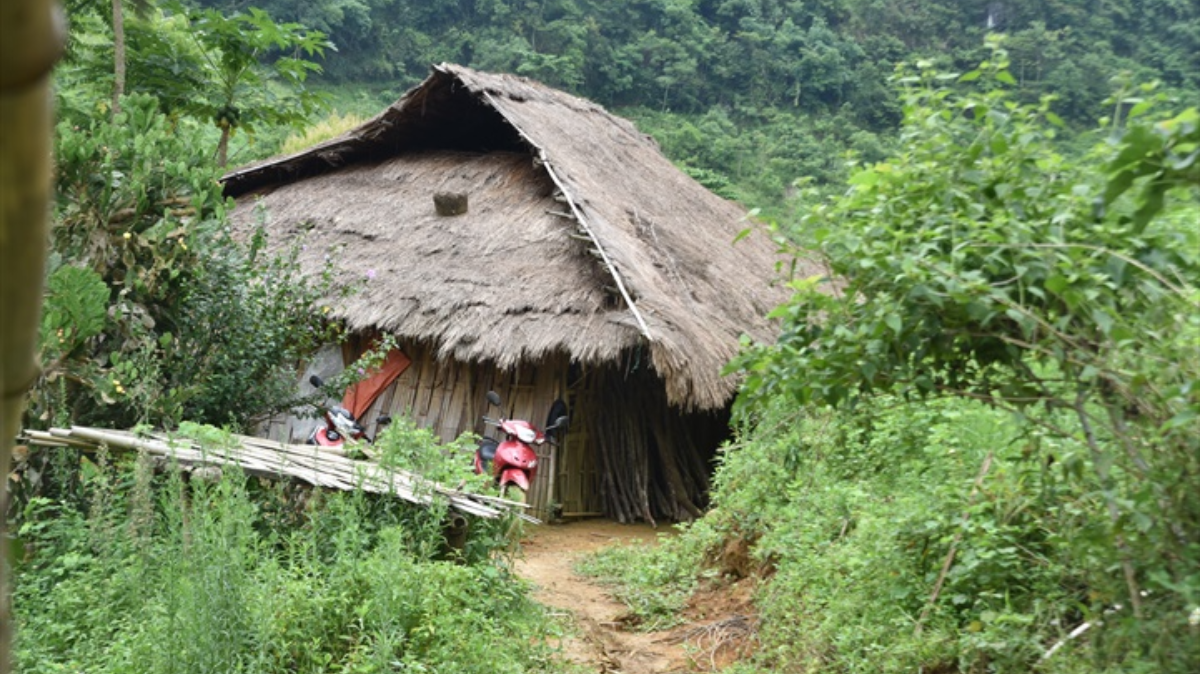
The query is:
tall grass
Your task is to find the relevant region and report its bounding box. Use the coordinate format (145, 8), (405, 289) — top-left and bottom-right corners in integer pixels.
(12, 444), (564, 673)
(280, 112), (366, 155)
(583, 396), (1200, 673)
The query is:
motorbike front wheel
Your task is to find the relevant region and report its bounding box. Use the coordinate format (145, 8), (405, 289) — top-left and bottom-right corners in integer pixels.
(500, 486), (527, 546)
(502, 485), (527, 504)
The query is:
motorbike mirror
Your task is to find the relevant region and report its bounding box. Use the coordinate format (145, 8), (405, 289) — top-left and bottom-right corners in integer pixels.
(486, 390), (502, 407)
(309, 374), (325, 389)
(549, 415), (569, 431)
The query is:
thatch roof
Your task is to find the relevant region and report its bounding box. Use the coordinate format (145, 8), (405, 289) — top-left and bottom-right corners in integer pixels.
(222, 63), (808, 410)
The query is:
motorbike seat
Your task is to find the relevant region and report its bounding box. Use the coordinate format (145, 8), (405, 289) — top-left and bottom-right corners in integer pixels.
(478, 438), (499, 470)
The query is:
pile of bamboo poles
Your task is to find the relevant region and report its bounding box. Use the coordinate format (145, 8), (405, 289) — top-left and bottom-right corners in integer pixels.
(586, 365), (726, 525)
(20, 426), (537, 522)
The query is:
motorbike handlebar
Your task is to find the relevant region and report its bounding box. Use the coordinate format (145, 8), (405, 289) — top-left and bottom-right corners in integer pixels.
(479, 415), (564, 444)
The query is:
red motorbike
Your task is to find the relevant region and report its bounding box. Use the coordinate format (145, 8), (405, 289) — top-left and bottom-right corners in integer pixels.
(306, 375), (390, 447)
(474, 390), (568, 502)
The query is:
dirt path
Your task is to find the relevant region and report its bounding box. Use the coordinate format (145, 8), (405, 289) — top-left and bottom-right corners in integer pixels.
(514, 520), (691, 674)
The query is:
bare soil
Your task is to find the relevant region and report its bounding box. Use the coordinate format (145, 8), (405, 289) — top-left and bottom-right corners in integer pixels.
(513, 519), (757, 674)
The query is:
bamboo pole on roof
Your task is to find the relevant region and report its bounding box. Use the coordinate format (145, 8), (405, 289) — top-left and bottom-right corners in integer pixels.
(479, 91), (653, 343)
(1, 2), (64, 669)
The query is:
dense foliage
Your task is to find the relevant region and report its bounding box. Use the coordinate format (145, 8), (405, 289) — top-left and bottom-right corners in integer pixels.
(196, 0), (1198, 117)
(19, 1), (351, 554)
(64, 1), (1200, 213)
(12, 432), (563, 673)
(31, 94), (341, 434)
(18, 3), (1200, 673)
(192, 0), (1199, 211)
(62, 0), (329, 166)
(588, 50), (1199, 673)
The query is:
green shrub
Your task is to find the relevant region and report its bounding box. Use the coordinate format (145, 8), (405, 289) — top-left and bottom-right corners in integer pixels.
(581, 54), (1198, 666)
(577, 530), (711, 631)
(30, 94), (343, 433)
(12, 449), (565, 673)
(720, 48), (1200, 673)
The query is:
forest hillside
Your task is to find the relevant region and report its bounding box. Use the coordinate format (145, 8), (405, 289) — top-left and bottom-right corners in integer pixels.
(190, 0), (1200, 212)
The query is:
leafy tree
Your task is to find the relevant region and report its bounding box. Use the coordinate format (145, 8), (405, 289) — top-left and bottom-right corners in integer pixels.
(177, 0), (1199, 207)
(182, 0), (1200, 123)
(158, 1), (330, 166)
(55, 1), (330, 167)
(34, 94), (342, 431)
(734, 46), (1199, 669)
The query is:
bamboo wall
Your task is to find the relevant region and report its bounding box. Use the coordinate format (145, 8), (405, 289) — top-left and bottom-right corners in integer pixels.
(578, 359), (729, 524)
(263, 340), (727, 523)
(337, 339), (600, 521)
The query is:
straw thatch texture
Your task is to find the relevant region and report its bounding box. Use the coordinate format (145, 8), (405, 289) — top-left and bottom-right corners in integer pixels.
(224, 63), (809, 411)
(236, 150), (629, 365)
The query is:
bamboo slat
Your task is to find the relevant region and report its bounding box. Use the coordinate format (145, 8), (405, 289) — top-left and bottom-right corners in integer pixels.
(439, 359), (469, 443)
(415, 348), (438, 417)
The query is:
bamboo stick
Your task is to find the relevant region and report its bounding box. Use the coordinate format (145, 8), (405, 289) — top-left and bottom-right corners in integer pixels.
(2, 2), (64, 667)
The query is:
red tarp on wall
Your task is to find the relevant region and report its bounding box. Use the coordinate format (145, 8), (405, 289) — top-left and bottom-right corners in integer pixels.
(341, 348), (411, 418)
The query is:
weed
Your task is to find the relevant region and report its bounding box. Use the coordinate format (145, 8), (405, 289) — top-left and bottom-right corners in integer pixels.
(280, 112), (366, 155)
(579, 393), (1200, 672)
(577, 530), (711, 631)
(12, 447), (565, 673)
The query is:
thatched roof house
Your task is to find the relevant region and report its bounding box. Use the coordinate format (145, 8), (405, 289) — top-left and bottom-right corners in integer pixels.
(223, 63), (801, 523)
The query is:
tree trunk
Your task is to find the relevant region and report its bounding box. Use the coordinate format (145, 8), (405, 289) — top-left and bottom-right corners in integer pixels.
(216, 124), (231, 167)
(0, 1), (64, 669)
(112, 0), (125, 118)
